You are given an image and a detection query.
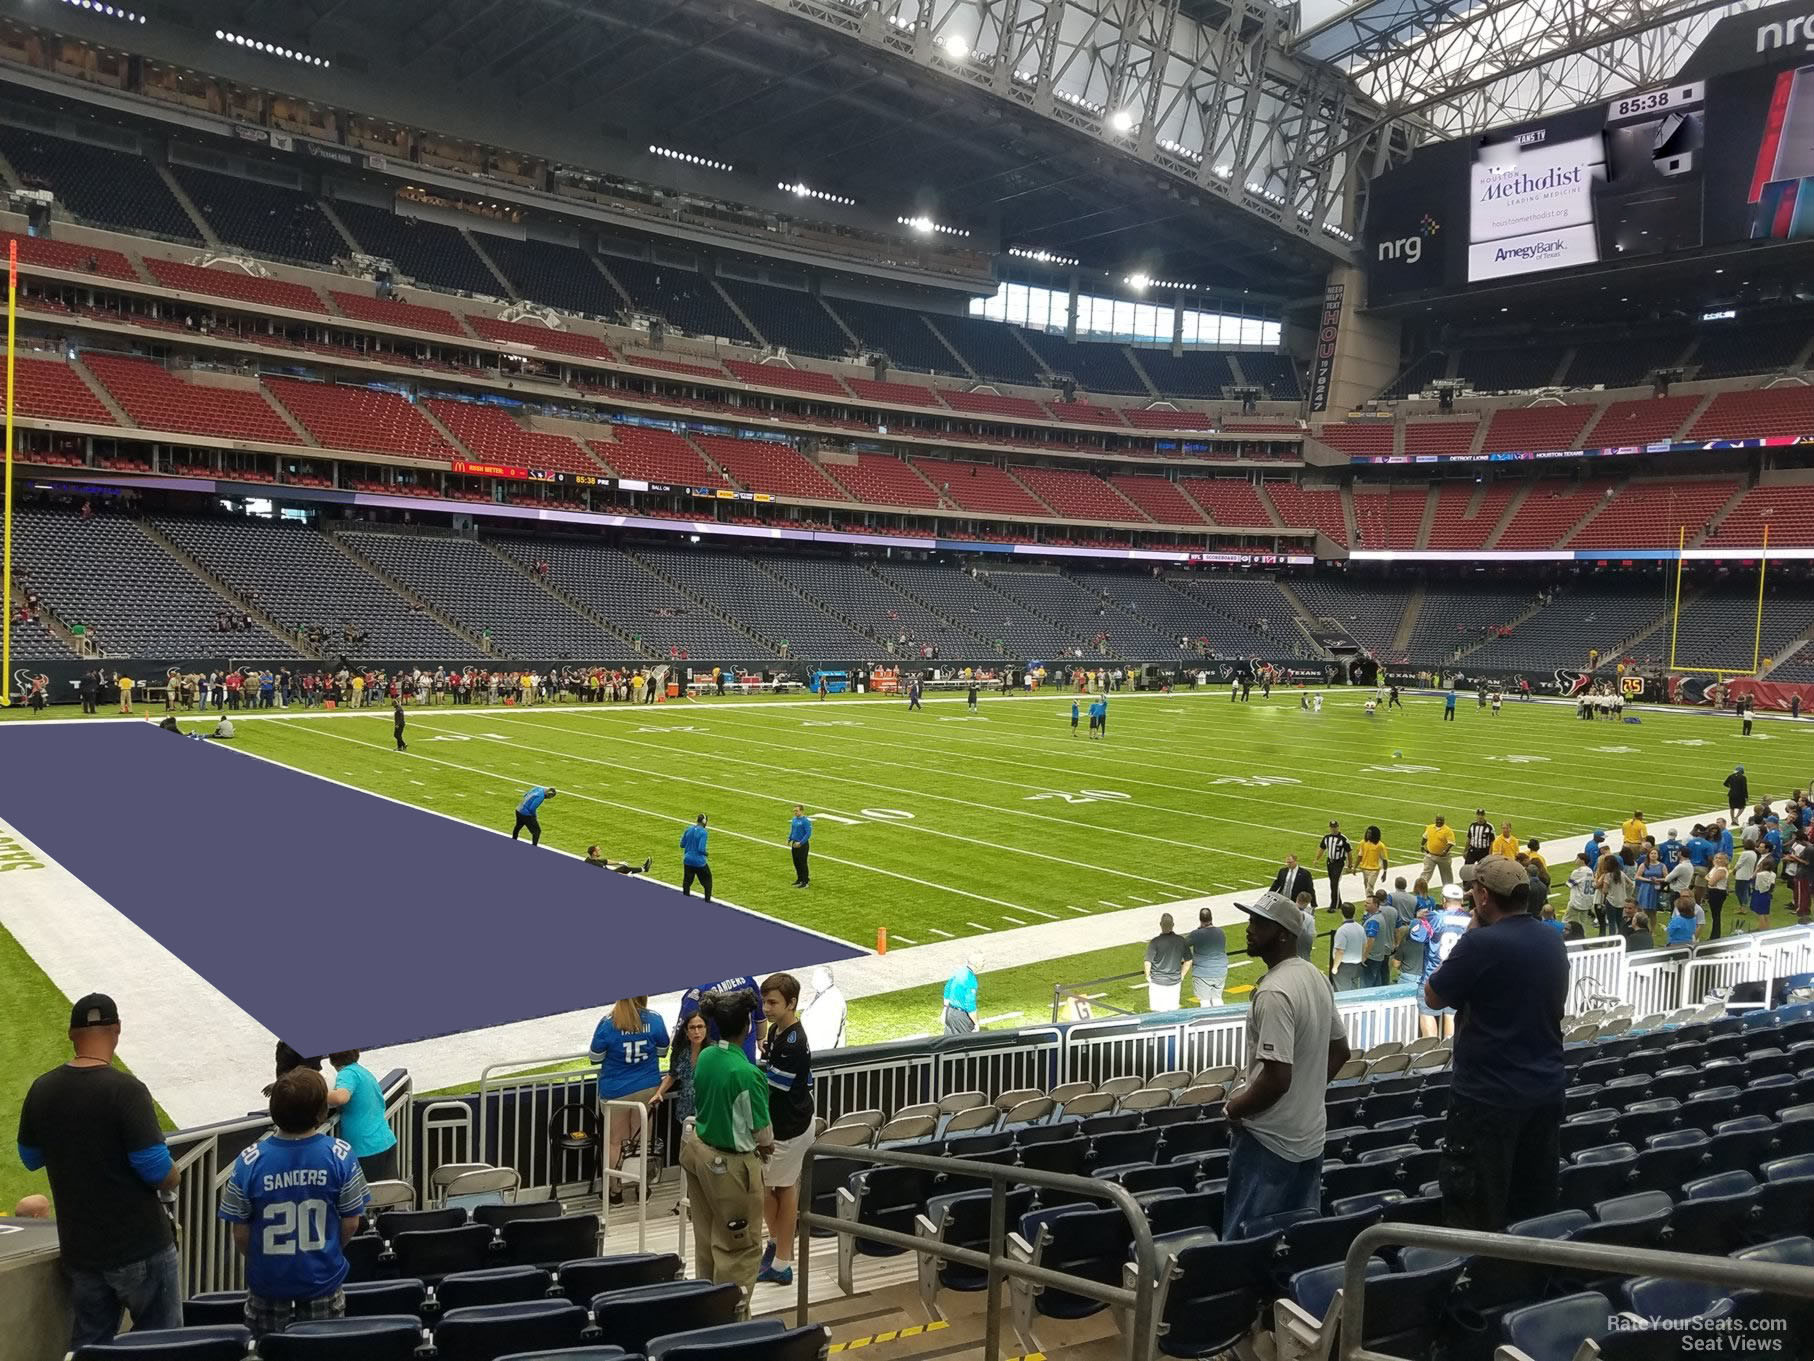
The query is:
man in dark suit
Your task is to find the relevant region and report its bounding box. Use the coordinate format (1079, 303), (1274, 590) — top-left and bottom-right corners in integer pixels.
(1270, 853), (1316, 908)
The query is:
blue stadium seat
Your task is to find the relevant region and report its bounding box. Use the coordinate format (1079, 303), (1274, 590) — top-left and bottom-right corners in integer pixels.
(841, 1167), (936, 1262)
(1282, 1206), (1384, 1273)
(344, 1278), (427, 1319)
(1579, 1190), (1673, 1248)
(1148, 1231), (1282, 1358)
(433, 1301), (589, 1360)
(1559, 1148), (1636, 1205)
(343, 1232), (386, 1283)
(1706, 1117), (1778, 1175)
(1011, 1205), (1132, 1319)
(474, 1202), (564, 1230)
(1320, 1161), (1399, 1204)
(1328, 1190), (1406, 1218)
(181, 1292), (245, 1327)
(591, 1281), (740, 1354)
(74, 1326), (253, 1361)
(257, 1316), (421, 1360)
(1285, 1256), (1391, 1324)
(495, 1351), (628, 1361)
(1623, 1274), (1731, 1321)
(1090, 1128), (1162, 1167)
(379, 1206), (467, 1240)
(1145, 1190), (1223, 1240)
(648, 1322), (827, 1361)
(1378, 1193), (1445, 1228)
(500, 1213), (599, 1269)
(1502, 1291), (1614, 1361)
(1636, 1130), (1710, 1191)
(393, 1223), (495, 1283)
(1017, 1136), (1089, 1178)
(1674, 1170), (1762, 1253)
(436, 1266), (554, 1312)
(915, 1186), (1035, 1294)
(555, 1254), (683, 1307)
(1109, 1163), (1196, 1196)
(1766, 1154), (1814, 1181)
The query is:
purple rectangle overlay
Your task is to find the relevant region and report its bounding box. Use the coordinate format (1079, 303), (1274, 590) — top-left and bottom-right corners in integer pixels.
(0, 723), (861, 1055)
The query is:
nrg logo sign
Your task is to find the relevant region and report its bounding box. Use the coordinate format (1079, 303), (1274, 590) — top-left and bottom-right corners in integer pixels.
(1758, 15), (1814, 50)
(1377, 213), (1440, 265)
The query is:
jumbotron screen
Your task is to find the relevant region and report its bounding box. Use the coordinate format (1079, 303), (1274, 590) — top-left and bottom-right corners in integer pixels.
(1363, 0), (1814, 302)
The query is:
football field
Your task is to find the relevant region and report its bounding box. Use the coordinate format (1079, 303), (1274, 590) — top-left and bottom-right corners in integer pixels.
(0, 684), (1804, 1213)
(234, 683), (1795, 951)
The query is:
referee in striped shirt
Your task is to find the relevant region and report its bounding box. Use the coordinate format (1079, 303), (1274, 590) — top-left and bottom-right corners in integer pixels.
(1465, 809), (1495, 865)
(1316, 821), (1352, 906)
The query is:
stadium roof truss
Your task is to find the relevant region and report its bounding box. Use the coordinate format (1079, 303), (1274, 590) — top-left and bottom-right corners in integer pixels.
(1295, 0), (1774, 148)
(754, 0), (1374, 258)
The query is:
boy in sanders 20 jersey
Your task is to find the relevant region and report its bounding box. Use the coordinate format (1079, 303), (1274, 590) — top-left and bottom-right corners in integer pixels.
(1418, 884), (1473, 1040)
(219, 1067), (369, 1339)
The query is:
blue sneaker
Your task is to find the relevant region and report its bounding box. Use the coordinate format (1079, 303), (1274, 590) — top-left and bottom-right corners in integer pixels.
(757, 1264), (793, 1286)
(760, 1240), (776, 1274)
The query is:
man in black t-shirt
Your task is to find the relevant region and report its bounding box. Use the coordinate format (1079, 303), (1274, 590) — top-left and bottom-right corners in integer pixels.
(757, 972), (815, 1288)
(16, 993), (181, 1350)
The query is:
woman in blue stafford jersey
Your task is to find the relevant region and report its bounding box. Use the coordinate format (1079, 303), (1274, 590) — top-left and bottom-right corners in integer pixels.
(589, 997), (670, 1203)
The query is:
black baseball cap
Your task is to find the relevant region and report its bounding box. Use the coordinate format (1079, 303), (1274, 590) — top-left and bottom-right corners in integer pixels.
(69, 993), (119, 1029)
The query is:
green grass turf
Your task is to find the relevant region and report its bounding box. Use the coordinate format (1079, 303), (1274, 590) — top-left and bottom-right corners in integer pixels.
(4, 688), (1804, 1123)
(0, 923), (173, 1214)
(224, 688), (1800, 947)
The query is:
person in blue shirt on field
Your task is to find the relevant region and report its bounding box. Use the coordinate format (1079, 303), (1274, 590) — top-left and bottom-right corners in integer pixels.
(678, 976), (764, 1058)
(1665, 897), (1700, 945)
(1071, 698), (1080, 736)
(1096, 697), (1109, 739)
(1716, 819), (1735, 860)
(680, 812), (712, 900)
(943, 957), (980, 1034)
(324, 1050), (398, 1183)
(1442, 686), (1457, 721)
(511, 785), (557, 845)
(219, 1068), (368, 1340)
(788, 805), (813, 888)
(588, 997), (669, 1203)
(1582, 830), (1604, 872)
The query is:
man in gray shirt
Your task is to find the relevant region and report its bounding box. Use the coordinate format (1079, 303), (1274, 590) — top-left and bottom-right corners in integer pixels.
(1364, 891), (1399, 988)
(1186, 908), (1228, 1006)
(1331, 904), (1367, 991)
(1144, 913), (1190, 1014)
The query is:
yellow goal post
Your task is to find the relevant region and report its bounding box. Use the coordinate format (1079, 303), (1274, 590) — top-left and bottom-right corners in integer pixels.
(1667, 523), (1769, 678)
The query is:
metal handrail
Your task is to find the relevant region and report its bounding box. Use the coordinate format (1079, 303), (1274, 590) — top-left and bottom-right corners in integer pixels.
(795, 1143), (1160, 1361)
(599, 1097), (652, 1253)
(1338, 1223), (1814, 1361)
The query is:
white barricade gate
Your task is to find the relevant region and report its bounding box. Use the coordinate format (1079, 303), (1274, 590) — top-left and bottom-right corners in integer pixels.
(1336, 988), (1422, 1052)
(937, 1030), (1063, 1104)
(1565, 937), (1626, 1013)
(1755, 925), (1814, 984)
(417, 1099), (478, 1202)
(1180, 1008), (1250, 1072)
(814, 1051), (936, 1124)
(1625, 948), (1692, 1018)
(1063, 1016), (1183, 1087)
(1683, 936), (1761, 1005)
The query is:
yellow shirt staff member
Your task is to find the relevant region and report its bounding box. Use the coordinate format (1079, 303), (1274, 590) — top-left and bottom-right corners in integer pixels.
(1355, 828), (1390, 897)
(1621, 812), (1647, 848)
(1420, 816), (1456, 888)
(680, 989), (775, 1319)
(1491, 823), (1521, 860)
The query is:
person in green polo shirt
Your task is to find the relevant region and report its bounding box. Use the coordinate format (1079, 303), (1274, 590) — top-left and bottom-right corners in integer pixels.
(679, 989), (774, 1316)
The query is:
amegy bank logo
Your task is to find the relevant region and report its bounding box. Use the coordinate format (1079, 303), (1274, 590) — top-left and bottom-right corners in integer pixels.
(1758, 14), (1814, 50)
(1376, 213), (1440, 264)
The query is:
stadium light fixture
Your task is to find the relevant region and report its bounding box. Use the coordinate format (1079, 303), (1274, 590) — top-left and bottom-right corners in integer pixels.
(1109, 109), (1136, 133)
(898, 215), (969, 238)
(1009, 245), (1078, 268)
(778, 180), (856, 207)
(650, 145), (732, 173)
(69, 0), (147, 22)
(217, 29), (329, 64)
(940, 33), (970, 60)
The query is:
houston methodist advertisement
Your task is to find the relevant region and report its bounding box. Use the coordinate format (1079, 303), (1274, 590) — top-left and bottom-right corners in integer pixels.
(1363, 0), (1814, 303)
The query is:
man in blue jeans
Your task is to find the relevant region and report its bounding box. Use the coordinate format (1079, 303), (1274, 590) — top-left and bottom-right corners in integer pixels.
(16, 993), (182, 1349)
(1222, 893), (1351, 1240)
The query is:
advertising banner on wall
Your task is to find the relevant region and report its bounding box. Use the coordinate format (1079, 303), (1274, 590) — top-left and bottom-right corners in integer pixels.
(1363, 0), (1814, 304)
(1308, 282), (1344, 412)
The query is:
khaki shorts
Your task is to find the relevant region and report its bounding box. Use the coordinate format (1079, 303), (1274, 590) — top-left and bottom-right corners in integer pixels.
(763, 1130), (813, 1189)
